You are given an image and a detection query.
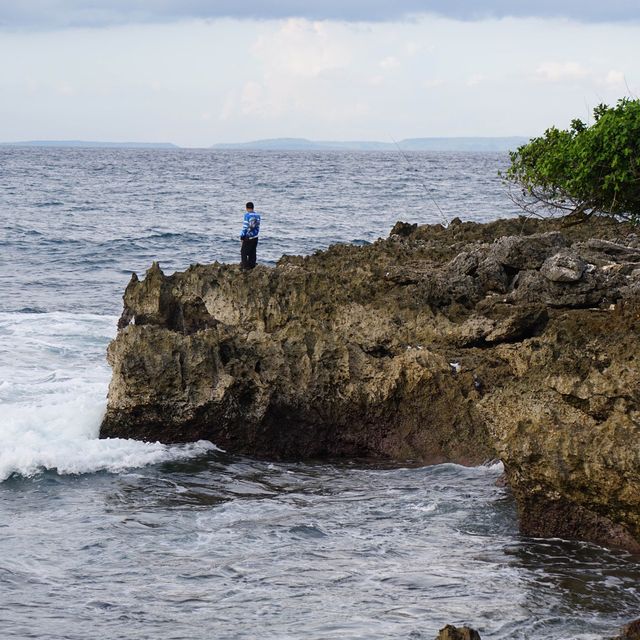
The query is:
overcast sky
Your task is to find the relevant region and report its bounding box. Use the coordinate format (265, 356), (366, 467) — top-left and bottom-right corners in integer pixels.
(0, 1), (638, 146)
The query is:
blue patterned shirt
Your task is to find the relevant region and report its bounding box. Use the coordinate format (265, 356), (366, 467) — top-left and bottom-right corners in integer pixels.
(240, 211), (261, 240)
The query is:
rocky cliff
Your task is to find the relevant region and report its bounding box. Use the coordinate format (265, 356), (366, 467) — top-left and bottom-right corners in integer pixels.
(100, 216), (640, 551)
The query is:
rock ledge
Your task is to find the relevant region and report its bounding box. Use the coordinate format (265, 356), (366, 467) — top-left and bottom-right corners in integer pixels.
(101, 216), (640, 552)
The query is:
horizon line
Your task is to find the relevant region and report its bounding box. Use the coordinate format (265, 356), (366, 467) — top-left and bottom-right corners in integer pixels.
(1, 134), (532, 150)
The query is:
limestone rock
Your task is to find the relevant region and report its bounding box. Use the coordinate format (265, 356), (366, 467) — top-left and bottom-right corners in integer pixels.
(580, 238), (640, 263)
(540, 251), (586, 282)
(435, 625), (481, 640)
(390, 220), (418, 237)
(490, 231), (569, 270)
(479, 306), (640, 552)
(612, 619), (640, 640)
(102, 262), (492, 464)
(508, 269), (603, 307)
(485, 305), (548, 343)
(101, 215), (640, 551)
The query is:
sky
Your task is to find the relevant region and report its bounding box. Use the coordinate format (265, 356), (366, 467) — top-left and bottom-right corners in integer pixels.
(0, 1), (638, 146)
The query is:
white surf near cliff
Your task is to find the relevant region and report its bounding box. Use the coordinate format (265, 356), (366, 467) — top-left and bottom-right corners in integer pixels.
(0, 312), (216, 482)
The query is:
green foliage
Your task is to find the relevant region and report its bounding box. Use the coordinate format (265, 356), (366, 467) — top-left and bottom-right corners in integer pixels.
(505, 98), (640, 223)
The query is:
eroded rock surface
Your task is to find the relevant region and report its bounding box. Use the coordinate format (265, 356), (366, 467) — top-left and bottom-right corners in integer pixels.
(613, 619), (640, 640)
(101, 216), (640, 551)
(435, 625), (481, 640)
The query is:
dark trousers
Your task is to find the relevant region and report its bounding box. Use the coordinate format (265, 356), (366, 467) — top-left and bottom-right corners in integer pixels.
(241, 237), (258, 269)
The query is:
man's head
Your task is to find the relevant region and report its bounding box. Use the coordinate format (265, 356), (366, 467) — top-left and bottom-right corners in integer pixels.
(246, 202), (254, 211)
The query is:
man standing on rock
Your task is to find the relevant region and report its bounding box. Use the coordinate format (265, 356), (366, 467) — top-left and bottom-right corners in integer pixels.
(240, 201), (261, 270)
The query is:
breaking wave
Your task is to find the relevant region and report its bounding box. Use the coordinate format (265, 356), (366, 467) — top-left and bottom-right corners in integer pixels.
(0, 312), (217, 482)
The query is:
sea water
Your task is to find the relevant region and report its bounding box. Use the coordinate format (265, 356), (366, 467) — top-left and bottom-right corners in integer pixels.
(0, 148), (638, 639)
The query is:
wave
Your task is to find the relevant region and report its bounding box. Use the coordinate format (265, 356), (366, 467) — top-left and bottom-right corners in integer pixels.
(0, 311), (218, 482)
(0, 393), (218, 482)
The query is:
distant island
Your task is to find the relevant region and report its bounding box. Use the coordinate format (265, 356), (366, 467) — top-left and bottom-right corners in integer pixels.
(0, 137), (531, 152)
(211, 136), (530, 152)
(1, 140), (179, 149)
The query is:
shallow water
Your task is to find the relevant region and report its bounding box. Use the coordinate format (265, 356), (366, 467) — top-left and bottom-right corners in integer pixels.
(0, 149), (638, 639)
(3, 458), (639, 640)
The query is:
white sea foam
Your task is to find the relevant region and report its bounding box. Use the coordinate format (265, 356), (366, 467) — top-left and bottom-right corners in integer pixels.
(0, 312), (217, 481)
(479, 459), (504, 473)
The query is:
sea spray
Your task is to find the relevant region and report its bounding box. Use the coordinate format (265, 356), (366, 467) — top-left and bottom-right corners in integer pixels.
(0, 312), (217, 481)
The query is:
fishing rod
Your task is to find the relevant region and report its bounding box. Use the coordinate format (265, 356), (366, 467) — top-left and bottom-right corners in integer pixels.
(390, 136), (450, 228)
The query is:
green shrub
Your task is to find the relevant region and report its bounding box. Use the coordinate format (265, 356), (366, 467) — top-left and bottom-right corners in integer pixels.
(505, 98), (640, 224)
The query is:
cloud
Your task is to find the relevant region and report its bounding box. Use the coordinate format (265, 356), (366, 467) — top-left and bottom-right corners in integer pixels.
(404, 41), (424, 56)
(602, 69), (626, 89)
(1, 0), (639, 30)
(466, 73), (487, 87)
(252, 18), (350, 77)
(55, 81), (75, 96)
(379, 56), (400, 70)
(234, 19), (364, 122)
(534, 62), (632, 93)
(536, 61), (590, 82)
(533, 62), (631, 95)
(424, 78), (446, 89)
(240, 81), (267, 116)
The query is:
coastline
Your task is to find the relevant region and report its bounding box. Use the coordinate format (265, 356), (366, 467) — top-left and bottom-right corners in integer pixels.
(100, 215), (640, 553)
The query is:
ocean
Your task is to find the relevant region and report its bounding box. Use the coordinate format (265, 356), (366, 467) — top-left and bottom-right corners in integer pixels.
(1, 148), (638, 639)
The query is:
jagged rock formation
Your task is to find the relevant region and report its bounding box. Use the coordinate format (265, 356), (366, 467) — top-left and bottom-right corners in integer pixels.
(435, 625), (481, 640)
(101, 216), (640, 551)
(612, 619), (640, 640)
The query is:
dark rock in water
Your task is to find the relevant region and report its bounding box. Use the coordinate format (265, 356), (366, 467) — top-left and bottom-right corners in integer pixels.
(101, 215), (640, 552)
(435, 625), (481, 640)
(612, 619), (640, 640)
